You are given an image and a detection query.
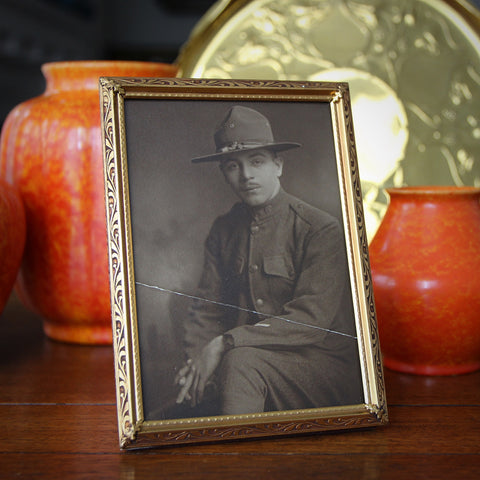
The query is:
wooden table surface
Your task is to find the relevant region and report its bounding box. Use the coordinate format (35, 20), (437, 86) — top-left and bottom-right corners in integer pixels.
(1, 294), (479, 479)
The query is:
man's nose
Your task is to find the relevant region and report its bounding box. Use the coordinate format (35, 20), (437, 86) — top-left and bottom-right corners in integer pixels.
(239, 163), (254, 180)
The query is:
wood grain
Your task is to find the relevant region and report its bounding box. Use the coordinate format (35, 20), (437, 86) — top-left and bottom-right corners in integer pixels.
(1, 295), (479, 479)
(2, 404), (479, 454)
(1, 453), (480, 480)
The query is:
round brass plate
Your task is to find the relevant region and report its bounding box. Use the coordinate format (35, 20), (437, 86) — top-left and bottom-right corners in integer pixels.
(177, 0), (480, 238)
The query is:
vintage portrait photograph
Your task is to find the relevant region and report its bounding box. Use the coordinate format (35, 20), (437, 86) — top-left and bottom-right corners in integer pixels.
(100, 78), (387, 448)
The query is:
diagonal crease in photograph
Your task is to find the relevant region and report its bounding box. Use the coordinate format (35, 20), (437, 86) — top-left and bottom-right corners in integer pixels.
(125, 100), (366, 422)
(135, 281), (358, 338)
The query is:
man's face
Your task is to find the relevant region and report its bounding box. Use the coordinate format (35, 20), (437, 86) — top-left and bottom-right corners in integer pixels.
(220, 149), (284, 207)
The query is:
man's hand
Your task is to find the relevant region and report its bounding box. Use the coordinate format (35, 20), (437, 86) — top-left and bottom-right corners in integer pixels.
(175, 335), (225, 407)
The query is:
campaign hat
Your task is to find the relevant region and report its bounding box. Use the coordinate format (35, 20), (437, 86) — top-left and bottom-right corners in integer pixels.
(191, 105), (301, 163)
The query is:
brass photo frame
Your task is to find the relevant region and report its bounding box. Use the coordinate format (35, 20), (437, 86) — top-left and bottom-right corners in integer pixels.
(100, 78), (387, 449)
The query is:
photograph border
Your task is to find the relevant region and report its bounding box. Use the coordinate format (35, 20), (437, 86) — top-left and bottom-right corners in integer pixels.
(99, 77), (388, 449)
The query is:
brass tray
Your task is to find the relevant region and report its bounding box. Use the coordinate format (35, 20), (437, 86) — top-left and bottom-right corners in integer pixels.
(177, 0), (480, 238)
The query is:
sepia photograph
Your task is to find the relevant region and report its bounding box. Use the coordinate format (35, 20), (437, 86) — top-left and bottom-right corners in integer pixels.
(100, 78), (387, 448)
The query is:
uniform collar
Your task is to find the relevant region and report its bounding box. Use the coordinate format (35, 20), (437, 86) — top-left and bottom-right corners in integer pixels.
(248, 188), (289, 223)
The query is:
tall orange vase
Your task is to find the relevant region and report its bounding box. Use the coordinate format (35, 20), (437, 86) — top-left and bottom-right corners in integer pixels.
(0, 61), (177, 344)
(369, 186), (480, 375)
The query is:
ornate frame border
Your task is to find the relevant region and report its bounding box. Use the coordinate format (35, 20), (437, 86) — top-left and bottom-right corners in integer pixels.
(99, 78), (387, 449)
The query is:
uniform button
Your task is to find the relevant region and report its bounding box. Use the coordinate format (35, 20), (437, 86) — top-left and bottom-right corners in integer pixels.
(256, 298), (264, 307)
(249, 264), (259, 273)
(251, 225), (260, 234)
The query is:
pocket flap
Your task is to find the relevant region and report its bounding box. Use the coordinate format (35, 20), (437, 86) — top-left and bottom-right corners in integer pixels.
(263, 255), (294, 279)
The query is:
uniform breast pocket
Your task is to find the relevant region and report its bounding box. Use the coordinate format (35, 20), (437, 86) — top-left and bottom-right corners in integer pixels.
(232, 255), (245, 276)
(263, 255), (296, 306)
(224, 255), (245, 297)
(263, 255), (295, 280)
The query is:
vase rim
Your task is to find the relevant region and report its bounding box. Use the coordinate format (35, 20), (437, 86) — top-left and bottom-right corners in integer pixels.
(386, 185), (480, 196)
(42, 60), (176, 72)
(41, 60), (177, 94)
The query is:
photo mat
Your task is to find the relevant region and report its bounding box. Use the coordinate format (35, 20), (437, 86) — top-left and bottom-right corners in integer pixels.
(100, 78), (387, 449)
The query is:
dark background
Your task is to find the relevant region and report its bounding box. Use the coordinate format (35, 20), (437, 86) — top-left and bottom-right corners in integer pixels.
(123, 97), (349, 419)
(2, 0), (480, 127)
(0, 0), (216, 125)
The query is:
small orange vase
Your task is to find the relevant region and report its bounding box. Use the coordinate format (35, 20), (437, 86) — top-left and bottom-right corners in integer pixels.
(0, 61), (177, 344)
(369, 186), (480, 375)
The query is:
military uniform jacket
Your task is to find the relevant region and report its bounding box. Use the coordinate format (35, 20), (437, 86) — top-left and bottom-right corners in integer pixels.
(184, 189), (356, 360)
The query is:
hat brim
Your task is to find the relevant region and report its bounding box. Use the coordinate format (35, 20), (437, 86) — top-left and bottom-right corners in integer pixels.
(191, 142), (302, 163)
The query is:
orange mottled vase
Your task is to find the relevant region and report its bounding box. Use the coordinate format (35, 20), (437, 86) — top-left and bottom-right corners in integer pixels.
(0, 179), (26, 315)
(369, 186), (480, 375)
(0, 61), (177, 344)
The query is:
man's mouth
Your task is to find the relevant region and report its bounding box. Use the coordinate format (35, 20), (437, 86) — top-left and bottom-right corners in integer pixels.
(241, 184), (261, 193)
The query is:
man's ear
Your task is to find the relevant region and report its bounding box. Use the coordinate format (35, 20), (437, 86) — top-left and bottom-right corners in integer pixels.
(275, 156), (284, 177)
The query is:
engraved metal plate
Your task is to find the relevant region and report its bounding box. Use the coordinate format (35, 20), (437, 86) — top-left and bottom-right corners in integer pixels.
(177, 0), (480, 238)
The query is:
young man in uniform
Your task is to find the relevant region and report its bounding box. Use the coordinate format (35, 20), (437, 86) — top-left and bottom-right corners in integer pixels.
(175, 105), (363, 415)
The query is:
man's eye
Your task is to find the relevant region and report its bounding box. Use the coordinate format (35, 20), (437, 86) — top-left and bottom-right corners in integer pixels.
(225, 162), (238, 171)
(250, 159), (263, 166)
